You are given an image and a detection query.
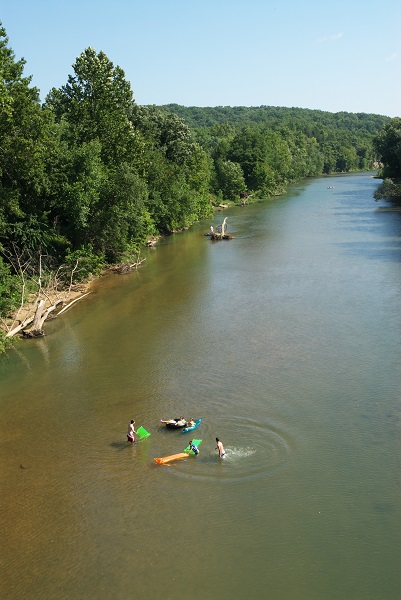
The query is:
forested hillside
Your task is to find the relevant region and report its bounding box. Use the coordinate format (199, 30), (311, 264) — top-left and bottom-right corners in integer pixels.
(0, 21), (392, 350)
(160, 103), (387, 133)
(159, 104), (389, 201)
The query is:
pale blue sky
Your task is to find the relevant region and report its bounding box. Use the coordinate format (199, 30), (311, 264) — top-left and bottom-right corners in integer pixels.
(2, 0), (400, 116)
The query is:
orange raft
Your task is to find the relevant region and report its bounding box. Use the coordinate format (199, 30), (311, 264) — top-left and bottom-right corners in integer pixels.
(154, 452), (189, 465)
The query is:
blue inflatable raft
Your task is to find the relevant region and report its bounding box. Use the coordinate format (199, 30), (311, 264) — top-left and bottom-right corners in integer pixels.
(182, 418), (202, 433)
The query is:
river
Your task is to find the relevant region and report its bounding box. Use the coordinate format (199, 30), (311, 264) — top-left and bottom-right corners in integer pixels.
(1, 173), (400, 600)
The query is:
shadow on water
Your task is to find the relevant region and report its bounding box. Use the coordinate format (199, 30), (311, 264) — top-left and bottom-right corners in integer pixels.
(333, 190), (401, 261)
(110, 442), (131, 451)
(334, 240), (401, 261)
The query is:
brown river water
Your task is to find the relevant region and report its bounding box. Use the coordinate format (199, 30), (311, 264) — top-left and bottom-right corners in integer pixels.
(1, 173), (400, 600)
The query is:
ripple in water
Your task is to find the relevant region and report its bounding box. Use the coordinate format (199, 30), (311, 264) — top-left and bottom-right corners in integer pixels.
(159, 415), (294, 483)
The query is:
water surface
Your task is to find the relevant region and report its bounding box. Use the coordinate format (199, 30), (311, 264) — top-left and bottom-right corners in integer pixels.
(1, 173), (400, 600)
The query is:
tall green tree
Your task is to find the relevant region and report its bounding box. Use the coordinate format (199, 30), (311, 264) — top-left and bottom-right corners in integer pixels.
(374, 118), (401, 178)
(228, 127), (287, 196)
(215, 159), (246, 200)
(132, 105), (213, 232)
(45, 48), (149, 259)
(374, 118), (401, 200)
(46, 48), (143, 167)
(0, 22), (59, 254)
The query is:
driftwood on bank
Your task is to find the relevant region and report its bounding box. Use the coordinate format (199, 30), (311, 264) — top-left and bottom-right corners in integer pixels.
(2, 247), (147, 343)
(5, 314), (35, 339)
(110, 256), (146, 274)
(240, 193), (254, 206)
(22, 298), (66, 337)
(3, 253), (91, 339)
(6, 292), (92, 338)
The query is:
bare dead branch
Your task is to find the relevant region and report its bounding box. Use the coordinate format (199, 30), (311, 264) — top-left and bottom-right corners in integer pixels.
(57, 292), (91, 315)
(68, 259), (80, 295)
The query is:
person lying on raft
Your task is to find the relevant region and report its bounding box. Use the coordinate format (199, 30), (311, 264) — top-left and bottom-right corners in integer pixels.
(160, 416), (187, 426)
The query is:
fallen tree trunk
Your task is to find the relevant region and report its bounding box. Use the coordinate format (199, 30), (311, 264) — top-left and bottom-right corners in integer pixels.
(22, 298), (66, 337)
(2, 252), (94, 341)
(111, 257), (146, 274)
(5, 292), (92, 338)
(6, 315), (35, 338)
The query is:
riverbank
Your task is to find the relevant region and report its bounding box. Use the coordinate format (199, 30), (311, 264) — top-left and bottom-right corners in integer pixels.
(0, 251), (150, 345)
(0, 189), (300, 346)
(1, 279), (94, 342)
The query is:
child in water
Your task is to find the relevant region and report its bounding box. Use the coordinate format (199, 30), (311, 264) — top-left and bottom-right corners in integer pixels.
(189, 440), (199, 455)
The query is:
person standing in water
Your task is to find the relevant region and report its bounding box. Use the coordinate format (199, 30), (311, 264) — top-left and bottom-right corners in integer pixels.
(127, 419), (136, 443)
(216, 437), (225, 458)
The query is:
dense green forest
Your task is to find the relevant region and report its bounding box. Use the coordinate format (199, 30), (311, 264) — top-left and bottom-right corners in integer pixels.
(373, 117), (401, 201)
(159, 104), (390, 201)
(0, 21), (396, 350)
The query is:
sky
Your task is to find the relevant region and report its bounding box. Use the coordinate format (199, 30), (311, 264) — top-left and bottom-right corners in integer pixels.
(1, 0), (400, 117)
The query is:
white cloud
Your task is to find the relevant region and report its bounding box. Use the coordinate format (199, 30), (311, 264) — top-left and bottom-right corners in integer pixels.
(385, 52), (398, 62)
(317, 32), (344, 43)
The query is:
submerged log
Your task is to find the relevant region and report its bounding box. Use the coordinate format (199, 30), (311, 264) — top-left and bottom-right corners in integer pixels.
(210, 233), (233, 240)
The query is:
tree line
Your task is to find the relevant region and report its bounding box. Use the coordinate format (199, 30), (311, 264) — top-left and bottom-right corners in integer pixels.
(0, 21), (394, 350)
(372, 117), (401, 201)
(160, 104), (390, 201)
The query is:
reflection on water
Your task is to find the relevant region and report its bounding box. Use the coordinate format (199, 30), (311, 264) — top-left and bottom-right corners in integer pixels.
(1, 174), (401, 600)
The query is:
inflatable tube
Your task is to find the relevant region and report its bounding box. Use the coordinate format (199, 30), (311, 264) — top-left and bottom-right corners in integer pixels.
(166, 421), (186, 429)
(154, 452), (189, 465)
(161, 418), (187, 429)
(182, 418), (202, 433)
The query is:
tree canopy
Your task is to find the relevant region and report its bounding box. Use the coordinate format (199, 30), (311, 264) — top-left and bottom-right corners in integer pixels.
(373, 118), (401, 201)
(0, 20), (395, 347)
(159, 104), (389, 199)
